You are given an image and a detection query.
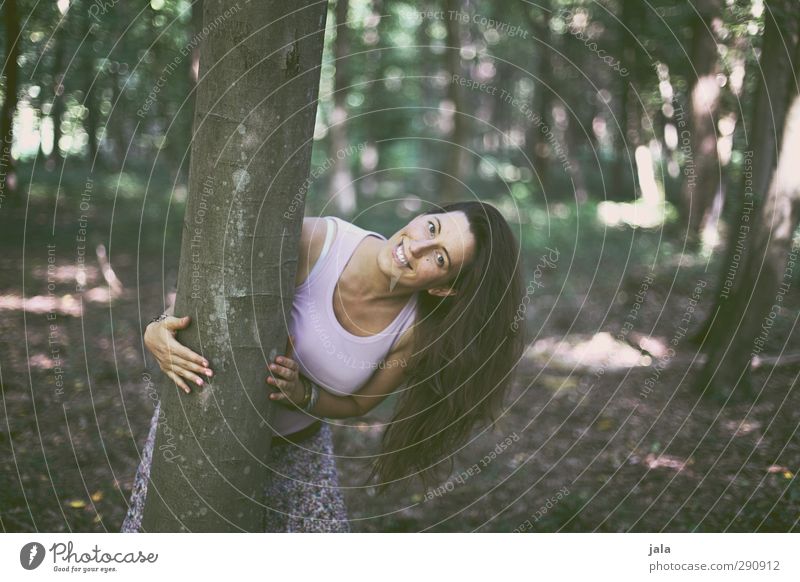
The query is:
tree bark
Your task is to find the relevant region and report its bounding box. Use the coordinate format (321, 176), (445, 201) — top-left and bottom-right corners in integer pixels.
(680, 0), (723, 242)
(615, 0), (644, 199)
(1, 0), (20, 202)
(695, 6), (800, 399)
(692, 1), (798, 349)
(48, 3), (70, 165)
(140, 0), (328, 532)
(80, 3), (100, 166)
(526, 3), (551, 193)
(329, 0), (357, 217)
(441, 0), (469, 204)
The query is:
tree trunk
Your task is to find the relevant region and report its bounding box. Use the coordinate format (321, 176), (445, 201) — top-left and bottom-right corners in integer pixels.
(441, 0), (468, 204)
(329, 0), (357, 217)
(691, 1), (798, 349)
(695, 8), (800, 399)
(1, 0), (20, 202)
(526, 3), (551, 193)
(48, 4), (70, 165)
(615, 0), (644, 198)
(680, 0), (723, 243)
(140, 0), (328, 532)
(80, 4), (99, 166)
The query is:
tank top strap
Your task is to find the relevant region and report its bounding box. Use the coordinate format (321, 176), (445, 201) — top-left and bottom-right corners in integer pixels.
(324, 216), (385, 285)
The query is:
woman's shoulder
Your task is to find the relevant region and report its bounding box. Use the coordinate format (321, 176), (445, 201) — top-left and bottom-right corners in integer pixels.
(388, 319), (417, 359)
(295, 217), (338, 288)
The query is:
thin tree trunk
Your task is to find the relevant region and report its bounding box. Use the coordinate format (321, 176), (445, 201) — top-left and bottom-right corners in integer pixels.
(48, 4), (70, 165)
(527, 3), (551, 193)
(329, 0), (356, 217)
(441, 0), (468, 204)
(696, 91), (800, 399)
(140, 0), (328, 532)
(680, 0), (723, 242)
(692, 1), (798, 348)
(1, 0), (20, 202)
(80, 3), (99, 165)
(615, 0), (644, 198)
(695, 7), (800, 399)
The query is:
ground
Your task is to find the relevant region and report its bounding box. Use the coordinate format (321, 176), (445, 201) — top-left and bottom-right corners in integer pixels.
(1, 194), (798, 532)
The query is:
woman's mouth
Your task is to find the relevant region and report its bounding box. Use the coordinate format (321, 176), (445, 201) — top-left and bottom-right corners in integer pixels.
(392, 241), (411, 270)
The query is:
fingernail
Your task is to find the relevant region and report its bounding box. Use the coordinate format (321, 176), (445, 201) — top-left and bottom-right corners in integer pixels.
(205, 369), (213, 376)
(196, 378), (203, 386)
(277, 357), (283, 363)
(202, 360), (209, 366)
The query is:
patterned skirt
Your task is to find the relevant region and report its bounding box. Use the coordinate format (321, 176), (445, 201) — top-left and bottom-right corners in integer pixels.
(120, 401), (350, 532)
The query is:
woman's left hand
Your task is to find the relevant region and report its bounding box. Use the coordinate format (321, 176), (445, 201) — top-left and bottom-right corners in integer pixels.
(266, 335), (305, 408)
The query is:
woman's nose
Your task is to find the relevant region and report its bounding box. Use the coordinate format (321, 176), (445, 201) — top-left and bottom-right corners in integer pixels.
(408, 238), (437, 257)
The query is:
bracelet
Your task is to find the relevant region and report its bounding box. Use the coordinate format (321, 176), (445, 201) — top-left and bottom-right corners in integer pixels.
(300, 376), (320, 413)
(298, 375), (312, 409)
(149, 313), (168, 325)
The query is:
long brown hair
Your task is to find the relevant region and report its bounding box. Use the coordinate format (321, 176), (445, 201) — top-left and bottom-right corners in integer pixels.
(366, 201), (525, 493)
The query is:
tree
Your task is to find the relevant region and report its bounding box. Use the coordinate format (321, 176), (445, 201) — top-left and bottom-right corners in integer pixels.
(79, 1), (100, 166)
(526, 3), (552, 194)
(140, 0), (328, 532)
(441, 0), (469, 204)
(45, 1), (71, 165)
(694, 2), (800, 399)
(680, 0), (723, 243)
(328, 0), (357, 217)
(1, 0), (20, 201)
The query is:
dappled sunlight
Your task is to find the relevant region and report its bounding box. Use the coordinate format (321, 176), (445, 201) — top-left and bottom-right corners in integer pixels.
(723, 419), (762, 437)
(596, 198), (669, 229)
(0, 292), (83, 316)
(523, 332), (652, 372)
(0, 286), (124, 316)
(4, 244), (125, 315)
(596, 145), (670, 229)
(31, 264), (100, 286)
(641, 453), (694, 475)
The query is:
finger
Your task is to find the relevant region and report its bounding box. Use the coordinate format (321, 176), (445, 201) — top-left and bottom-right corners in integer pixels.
(163, 315), (191, 331)
(172, 364), (205, 388)
(166, 370), (191, 394)
(165, 340), (210, 368)
(268, 362), (296, 379)
(171, 354), (213, 377)
(266, 375), (290, 392)
(275, 356), (298, 372)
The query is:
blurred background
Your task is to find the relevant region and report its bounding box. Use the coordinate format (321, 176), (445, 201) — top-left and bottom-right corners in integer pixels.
(1, 0), (798, 532)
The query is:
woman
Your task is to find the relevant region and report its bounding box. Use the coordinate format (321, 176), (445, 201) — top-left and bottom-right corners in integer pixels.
(121, 200), (524, 532)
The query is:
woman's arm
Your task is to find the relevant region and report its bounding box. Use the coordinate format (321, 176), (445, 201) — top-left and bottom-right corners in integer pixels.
(144, 292), (212, 393)
(310, 343), (412, 419)
(146, 217), (326, 395)
(268, 328), (414, 419)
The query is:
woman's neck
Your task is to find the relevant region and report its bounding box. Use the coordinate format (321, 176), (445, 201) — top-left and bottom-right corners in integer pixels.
(341, 237), (415, 302)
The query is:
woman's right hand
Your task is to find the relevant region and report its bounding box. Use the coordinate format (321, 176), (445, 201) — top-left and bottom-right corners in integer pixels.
(144, 315), (213, 394)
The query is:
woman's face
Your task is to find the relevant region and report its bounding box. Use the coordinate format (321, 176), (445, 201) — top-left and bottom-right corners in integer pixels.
(379, 210), (476, 296)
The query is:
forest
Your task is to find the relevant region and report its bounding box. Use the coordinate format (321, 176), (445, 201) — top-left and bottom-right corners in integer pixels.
(0, 0), (798, 532)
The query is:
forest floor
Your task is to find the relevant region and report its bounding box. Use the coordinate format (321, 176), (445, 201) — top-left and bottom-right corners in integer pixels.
(1, 196), (798, 533)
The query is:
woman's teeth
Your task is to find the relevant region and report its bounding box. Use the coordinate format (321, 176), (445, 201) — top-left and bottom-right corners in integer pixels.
(394, 242), (410, 269)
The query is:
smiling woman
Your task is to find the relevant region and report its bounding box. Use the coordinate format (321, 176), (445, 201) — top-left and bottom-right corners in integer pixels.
(122, 200), (524, 532)
(368, 201), (526, 491)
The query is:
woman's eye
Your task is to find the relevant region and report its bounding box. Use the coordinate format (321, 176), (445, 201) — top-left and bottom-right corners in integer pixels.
(428, 221), (435, 236)
(437, 254), (445, 267)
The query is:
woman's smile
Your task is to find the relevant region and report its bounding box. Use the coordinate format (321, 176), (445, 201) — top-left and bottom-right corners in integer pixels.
(392, 240), (412, 270)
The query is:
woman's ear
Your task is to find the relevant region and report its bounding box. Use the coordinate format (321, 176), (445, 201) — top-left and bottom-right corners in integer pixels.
(427, 287), (457, 297)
